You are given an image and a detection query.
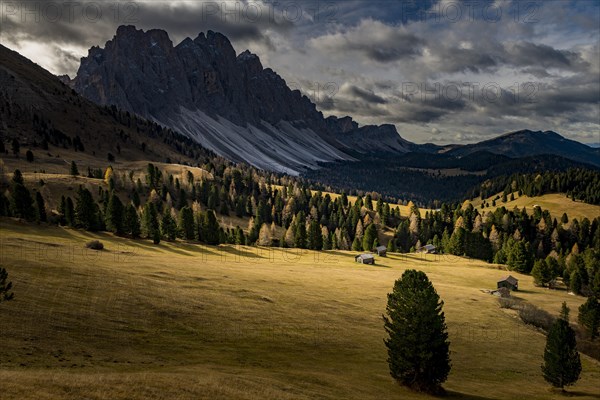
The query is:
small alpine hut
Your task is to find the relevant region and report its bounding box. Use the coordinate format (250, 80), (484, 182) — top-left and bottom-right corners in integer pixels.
(374, 245), (387, 257)
(497, 275), (519, 291)
(421, 244), (437, 254)
(355, 254), (375, 265)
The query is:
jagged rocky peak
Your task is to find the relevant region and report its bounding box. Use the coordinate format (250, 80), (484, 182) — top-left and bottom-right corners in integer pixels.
(107, 25), (173, 54)
(237, 50), (263, 76)
(326, 116), (359, 134)
(71, 25), (413, 173)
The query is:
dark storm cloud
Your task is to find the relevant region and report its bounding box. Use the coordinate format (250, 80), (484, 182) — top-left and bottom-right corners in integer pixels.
(346, 85), (388, 104)
(431, 46), (498, 74)
(502, 42), (585, 70)
(3, 0), (598, 143)
(1, 1), (293, 57)
(309, 19), (425, 63)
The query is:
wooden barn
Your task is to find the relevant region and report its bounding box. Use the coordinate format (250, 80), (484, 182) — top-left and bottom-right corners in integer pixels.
(374, 245), (387, 257)
(497, 275), (519, 291)
(355, 254), (375, 265)
(420, 244), (437, 254)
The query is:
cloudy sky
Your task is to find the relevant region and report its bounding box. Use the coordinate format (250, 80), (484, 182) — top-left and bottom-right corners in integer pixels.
(2, 0), (599, 145)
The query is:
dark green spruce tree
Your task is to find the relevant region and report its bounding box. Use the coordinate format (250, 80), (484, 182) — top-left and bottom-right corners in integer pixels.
(294, 220), (307, 249)
(105, 192), (124, 234)
(542, 302), (581, 390)
(124, 204), (141, 238)
(383, 270), (451, 394)
(75, 186), (97, 230)
(161, 211), (178, 241)
(9, 170), (34, 220)
(65, 197), (75, 226)
(578, 297), (600, 340)
(362, 223), (378, 252)
(178, 206), (195, 240)
(70, 161), (79, 176)
(143, 203), (161, 245)
(307, 220), (322, 250)
(34, 191), (46, 222)
(201, 210), (221, 245)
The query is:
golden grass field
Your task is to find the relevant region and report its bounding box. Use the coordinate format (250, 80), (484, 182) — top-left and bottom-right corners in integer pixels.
(1, 218), (599, 399)
(469, 192), (600, 221)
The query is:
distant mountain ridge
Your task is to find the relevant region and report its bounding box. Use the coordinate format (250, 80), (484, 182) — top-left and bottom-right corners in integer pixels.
(59, 25), (600, 172)
(444, 130), (600, 167)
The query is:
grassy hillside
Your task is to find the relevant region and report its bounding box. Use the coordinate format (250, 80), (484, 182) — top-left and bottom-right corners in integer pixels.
(1, 219), (599, 399)
(469, 192), (600, 221)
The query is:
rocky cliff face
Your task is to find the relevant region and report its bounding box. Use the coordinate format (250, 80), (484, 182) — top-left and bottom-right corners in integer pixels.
(73, 25), (411, 174)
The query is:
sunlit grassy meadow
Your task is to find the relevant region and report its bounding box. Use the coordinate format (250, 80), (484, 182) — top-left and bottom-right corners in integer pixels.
(0, 219), (599, 399)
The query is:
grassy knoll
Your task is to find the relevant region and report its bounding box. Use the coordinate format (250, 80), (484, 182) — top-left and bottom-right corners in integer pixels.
(469, 192), (600, 221)
(0, 219), (599, 399)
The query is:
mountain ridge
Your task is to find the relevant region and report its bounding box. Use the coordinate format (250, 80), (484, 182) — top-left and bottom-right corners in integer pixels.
(70, 25), (599, 171)
(70, 25), (415, 174)
(445, 129), (600, 167)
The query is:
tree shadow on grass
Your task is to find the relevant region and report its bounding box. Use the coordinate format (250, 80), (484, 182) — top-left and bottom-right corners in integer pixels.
(218, 245), (268, 260)
(369, 263), (392, 269)
(557, 391), (600, 399)
(513, 289), (536, 294)
(445, 390), (495, 400)
(323, 250), (357, 259)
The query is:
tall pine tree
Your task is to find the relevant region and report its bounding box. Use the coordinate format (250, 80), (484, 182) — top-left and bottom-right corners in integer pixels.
(578, 297), (600, 340)
(105, 192), (124, 234)
(178, 206), (195, 240)
(9, 170), (34, 220)
(542, 302), (581, 390)
(34, 191), (46, 222)
(362, 224), (378, 252)
(383, 270), (451, 394)
(75, 186), (97, 230)
(124, 204), (141, 238)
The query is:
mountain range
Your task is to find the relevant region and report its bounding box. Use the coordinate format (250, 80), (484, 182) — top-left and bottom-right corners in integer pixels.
(1, 25), (598, 206)
(68, 25), (599, 173)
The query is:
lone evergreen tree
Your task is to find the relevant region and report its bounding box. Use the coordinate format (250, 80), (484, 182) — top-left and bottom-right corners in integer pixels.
(0, 267), (14, 303)
(383, 270), (451, 394)
(70, 161), (79, 176)
(542, 302), (581, 390)
(578, 297), (600, 340)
